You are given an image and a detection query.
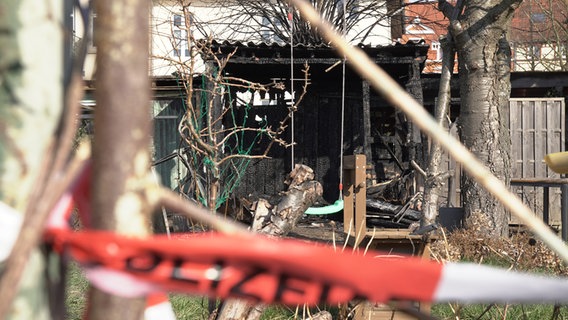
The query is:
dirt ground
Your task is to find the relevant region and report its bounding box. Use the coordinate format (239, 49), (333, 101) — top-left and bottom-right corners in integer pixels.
(289, 216), (347, 245)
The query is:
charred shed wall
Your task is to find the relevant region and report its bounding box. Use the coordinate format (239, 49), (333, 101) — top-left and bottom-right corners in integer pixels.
(231, 85), (411, 204)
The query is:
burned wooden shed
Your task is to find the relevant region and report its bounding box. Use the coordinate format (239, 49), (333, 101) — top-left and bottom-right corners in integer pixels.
(188, 40), (430, 205)
(150, 41), (428, 215)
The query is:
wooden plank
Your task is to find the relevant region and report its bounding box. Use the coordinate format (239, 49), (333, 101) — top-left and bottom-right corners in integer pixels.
(510, 100), (522, 178)
(524, 100), (536, 219)
(509, 99), (522, 222)
(511, 178), (568, 185)
(534, 100), (546, 218)
(354, 154), (367, 244)
(353, 303), (419, 320)
(344, 155), (356, 170)
(535, 100), (545, 177)
(547, 99), (565, 225)
(364, 229), (424, 240)
(342, 154), (367, 243)
(343, 155), (355, 234)
(362, 81), (374, 181)
(557, 99), (566, 225)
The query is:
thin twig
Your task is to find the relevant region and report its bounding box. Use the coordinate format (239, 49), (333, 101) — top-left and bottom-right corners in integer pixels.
(342, 217), (353, 253)
(363, 227), (376, 256)
(157, 188), (249, 235)
(474, 303), (495, 320)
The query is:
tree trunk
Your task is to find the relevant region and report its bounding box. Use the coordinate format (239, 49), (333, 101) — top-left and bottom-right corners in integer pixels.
(421, 36), (455, 226)
(216, 164), (323, 320)
(453, 0), (521, 237)
(0, 1), (64, 319)
(87, 0), (153, 319)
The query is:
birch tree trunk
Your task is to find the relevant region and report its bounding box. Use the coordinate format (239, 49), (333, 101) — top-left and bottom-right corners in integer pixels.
(421, 0), (463, 227)
(421, 36), (454, 226)
(87, 0), (153, 319)
(450, 0), (521, 236)
(0, 1), (64, 319)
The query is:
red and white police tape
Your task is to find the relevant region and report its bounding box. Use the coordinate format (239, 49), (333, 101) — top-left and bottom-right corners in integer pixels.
(43, 227), (568, 306)
(1, 162), (568, 320)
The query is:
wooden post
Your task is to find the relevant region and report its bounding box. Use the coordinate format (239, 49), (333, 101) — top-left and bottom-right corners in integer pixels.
(543, 187), (550, 225)
(362, 81), (375, 184)
(343, 155), (366, 245)
(562, 184), (568, 241)
(344, 156), (355, 234)
(405, 54), (426, 179)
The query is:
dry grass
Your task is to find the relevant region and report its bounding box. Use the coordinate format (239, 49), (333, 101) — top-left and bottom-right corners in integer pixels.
(430, 213), (567, 275)
(431, 228), (567, 275)
(428, 212), (568, 319)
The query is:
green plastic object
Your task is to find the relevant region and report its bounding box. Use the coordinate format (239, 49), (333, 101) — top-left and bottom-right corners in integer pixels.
(305, 199), (344, 215)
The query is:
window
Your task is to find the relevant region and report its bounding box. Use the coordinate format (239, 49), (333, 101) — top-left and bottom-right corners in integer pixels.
(89, 11), (97, 49)
(173, 30), (182, 57)
(172, 14), (190, 58)
(172, 13), (193, 29)
(531, 44), (541, 58)
(261, 17), (272, 42)
(173, 14), (182, 27)
(404, 16), (435, 35)
(260, 16), (285, 44)
(173, 30), (190, 57)
(431, 41), (442, 61)
(530, 13), (546, 23)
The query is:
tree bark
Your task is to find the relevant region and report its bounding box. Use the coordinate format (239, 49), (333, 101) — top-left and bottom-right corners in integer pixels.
(0, 1), (64, 319)
(216, 164), (323, 320)
(421, 35), (455, 226)
(452, 0), (522, 236)
(87, 0), (153, 319)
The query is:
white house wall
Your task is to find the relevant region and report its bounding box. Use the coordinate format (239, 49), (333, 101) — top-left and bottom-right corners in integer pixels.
(150, 0), (391, 77)
(344, 4), (391, 46)
(77, 1), (392, 78)
(513, 43), (568, 72)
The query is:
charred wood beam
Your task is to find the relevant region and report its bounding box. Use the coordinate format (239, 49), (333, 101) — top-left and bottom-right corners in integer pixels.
(366, 199), (422, 221)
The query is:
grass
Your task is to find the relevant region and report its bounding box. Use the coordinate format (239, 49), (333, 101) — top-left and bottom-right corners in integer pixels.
(65, 262), (89, 320)
(432, 303), (568, 319)
(168, 295), (210, 320)
(65, 262), (296, 319)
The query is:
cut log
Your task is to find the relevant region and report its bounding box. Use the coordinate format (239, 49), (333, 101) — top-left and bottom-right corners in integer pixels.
(216, 164), (323, 320)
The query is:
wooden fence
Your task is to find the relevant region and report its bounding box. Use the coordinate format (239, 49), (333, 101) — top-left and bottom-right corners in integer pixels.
(509, 97), (566, 225)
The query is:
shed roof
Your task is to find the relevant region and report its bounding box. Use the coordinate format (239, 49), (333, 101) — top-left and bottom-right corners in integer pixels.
(203, 39), (429, 66)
